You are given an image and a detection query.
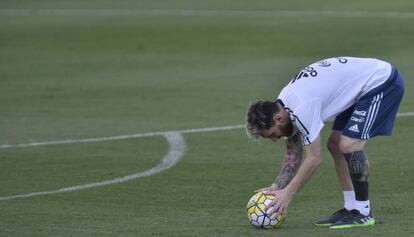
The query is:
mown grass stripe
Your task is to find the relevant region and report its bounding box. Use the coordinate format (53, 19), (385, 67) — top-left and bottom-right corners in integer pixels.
(0, 9), (414, 19)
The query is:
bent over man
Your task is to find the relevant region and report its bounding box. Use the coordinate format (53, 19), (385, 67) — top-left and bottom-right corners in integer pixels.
(246, 57), (404, 229)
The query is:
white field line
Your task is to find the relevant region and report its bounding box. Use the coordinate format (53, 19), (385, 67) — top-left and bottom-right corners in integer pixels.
(0, 9), (414, 19)
(0, 132), (186, 201)
(397, 112), (414, 117)
(0, 125), (244, 149)
(1, 111), (413, 149)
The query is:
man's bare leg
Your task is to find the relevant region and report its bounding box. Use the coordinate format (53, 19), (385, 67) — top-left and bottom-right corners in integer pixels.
(327, 131), (354, 192)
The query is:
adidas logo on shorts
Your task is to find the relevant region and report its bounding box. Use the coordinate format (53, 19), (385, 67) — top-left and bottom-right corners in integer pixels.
(348, 124), (360, 133)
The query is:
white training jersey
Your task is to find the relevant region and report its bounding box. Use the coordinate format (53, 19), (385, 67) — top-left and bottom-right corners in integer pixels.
(277, 57), (392, 145)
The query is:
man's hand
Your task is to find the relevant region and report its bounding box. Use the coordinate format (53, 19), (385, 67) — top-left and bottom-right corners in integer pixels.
(262, 188), (294, 217)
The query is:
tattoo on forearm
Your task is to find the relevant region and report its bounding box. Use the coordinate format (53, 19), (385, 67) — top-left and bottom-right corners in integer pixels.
(273, 134), (303, 189)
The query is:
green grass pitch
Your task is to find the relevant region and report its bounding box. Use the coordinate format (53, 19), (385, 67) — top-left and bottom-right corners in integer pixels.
(1, 1), (414, 236)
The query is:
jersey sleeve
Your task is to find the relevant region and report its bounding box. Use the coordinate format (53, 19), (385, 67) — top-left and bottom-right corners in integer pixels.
(287, 100), (324, 146)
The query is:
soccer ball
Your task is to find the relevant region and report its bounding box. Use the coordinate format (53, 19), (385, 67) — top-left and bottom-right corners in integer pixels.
(246, 192), (285, 228)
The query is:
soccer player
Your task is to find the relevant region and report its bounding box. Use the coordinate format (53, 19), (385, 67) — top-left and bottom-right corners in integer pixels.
(246, 57), (404, 229)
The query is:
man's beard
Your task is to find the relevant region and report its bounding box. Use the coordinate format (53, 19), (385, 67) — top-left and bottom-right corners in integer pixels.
(281, 120), (294, 137)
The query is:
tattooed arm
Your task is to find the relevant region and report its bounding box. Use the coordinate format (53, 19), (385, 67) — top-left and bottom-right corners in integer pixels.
(273, 132), (304, 189)
(263, 135), (322, 216)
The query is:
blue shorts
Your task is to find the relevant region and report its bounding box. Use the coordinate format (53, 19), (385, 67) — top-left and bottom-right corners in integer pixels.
(332, 65), (405, 140)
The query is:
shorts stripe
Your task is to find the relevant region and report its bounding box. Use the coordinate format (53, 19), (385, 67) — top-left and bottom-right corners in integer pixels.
(362, 95), (374, 139)
(362, 94), (380, 139)
(361, 98), (374, 138)
(372, 93), (383, 135)
(361, 95), (377, 139)
(362, 93), (383, 139)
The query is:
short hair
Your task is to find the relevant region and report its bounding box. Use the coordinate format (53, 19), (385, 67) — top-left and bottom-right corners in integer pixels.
(246, 100), (279, 139)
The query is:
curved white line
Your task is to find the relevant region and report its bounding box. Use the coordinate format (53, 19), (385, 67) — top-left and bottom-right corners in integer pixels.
(0, 132), (186, 201)
(0, 111), (412, 200)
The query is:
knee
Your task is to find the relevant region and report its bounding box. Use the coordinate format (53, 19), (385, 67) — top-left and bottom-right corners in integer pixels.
(338, 140), (354, 154)
(338, 137), (366, 154)
(327, 136), (341, 155)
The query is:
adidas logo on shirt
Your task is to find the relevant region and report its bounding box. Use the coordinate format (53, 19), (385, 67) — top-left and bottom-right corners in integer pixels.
(348, 124), (360, 133)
